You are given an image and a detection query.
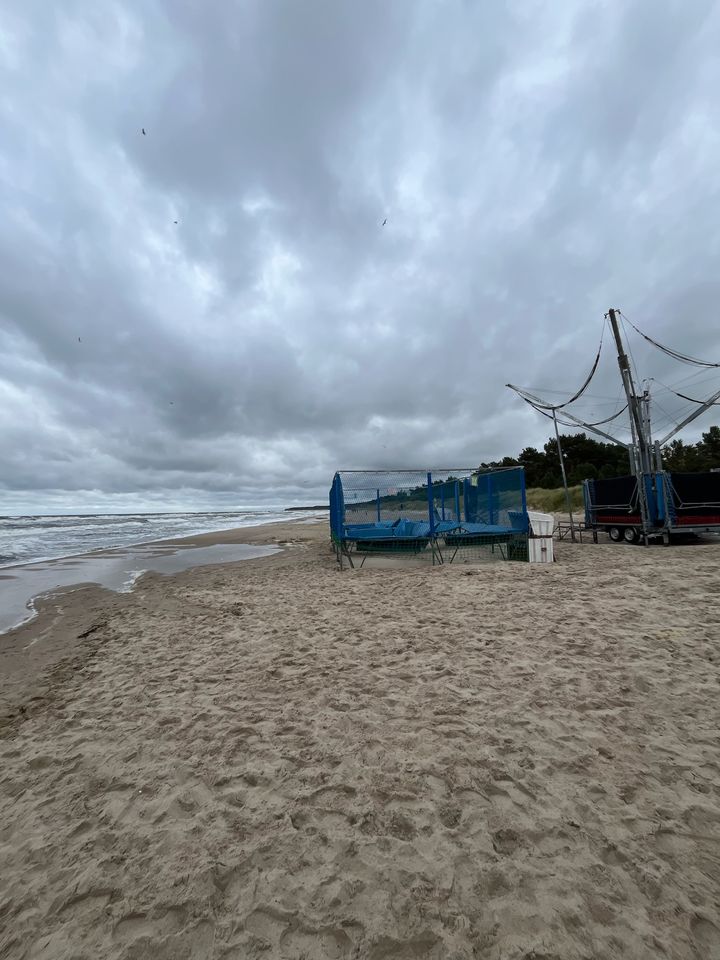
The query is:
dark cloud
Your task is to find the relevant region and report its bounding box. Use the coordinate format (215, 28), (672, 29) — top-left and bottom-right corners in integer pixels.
(1, 0), (719, 512)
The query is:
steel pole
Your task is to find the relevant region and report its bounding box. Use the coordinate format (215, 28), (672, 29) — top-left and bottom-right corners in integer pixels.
(553, 409), (576, 541)
(607, 308), (651, 539)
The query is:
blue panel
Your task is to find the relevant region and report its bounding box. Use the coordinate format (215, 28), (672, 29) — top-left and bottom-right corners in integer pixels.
(329, 473), (344, 541)
(654, 472), (666, 522)
(427, 472), (435, 534)
(508, 511), (529, 533)
(583, 479), (592, 525)
(644, 474), (658, 525)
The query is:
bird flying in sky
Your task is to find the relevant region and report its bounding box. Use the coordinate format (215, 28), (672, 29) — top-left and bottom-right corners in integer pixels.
(142, 128), (146, 135)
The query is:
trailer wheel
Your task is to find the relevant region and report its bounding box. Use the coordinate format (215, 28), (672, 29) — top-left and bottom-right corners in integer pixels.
(623, 527), (639, 544)
(608, 526), (622, 542)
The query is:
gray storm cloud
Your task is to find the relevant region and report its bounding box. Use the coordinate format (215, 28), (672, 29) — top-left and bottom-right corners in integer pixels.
(1, 0), (719, 512)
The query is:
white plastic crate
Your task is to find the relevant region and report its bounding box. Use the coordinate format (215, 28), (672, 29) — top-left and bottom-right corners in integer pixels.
(527, 511), (554, 563)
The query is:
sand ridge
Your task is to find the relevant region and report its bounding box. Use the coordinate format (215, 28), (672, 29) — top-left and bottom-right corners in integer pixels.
(1, 522), (720, 958)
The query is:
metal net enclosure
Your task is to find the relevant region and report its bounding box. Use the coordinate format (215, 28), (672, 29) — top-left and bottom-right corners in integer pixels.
(329, 466), (528, 567)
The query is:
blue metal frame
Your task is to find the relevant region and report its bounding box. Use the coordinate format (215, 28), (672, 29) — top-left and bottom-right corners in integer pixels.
(426, 473), (434, 536)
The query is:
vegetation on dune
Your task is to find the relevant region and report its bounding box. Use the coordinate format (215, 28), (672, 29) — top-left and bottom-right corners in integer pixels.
(481, 425), (720, 488)
(525, 486), (584, 513)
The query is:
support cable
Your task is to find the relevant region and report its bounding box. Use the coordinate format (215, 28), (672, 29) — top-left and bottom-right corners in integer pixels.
(523, 320), (606, 410)
(520, 396), (628, 428)
(650, 378), (720, 407)
(619, 311), (720, 368)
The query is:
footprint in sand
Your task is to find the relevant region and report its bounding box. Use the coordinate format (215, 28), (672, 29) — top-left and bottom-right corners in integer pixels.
(474, 867), (513, 900)
(367, 933), (441, 959)
(58, 887), (115, 919)
(113, 911), (215, 958)
(113, 906), (187, 941)
(490, 827), (522, 856)
(597, 840), (629, 866)
(438, 803), (462, 828)
(280, 925), (357, 959)
(690, 915), (720, 959)
(244, 907), (288, 944)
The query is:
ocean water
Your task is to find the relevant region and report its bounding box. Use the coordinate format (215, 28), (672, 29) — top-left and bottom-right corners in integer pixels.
(0, 509), (307, 569)
(0, 541), (283, 635)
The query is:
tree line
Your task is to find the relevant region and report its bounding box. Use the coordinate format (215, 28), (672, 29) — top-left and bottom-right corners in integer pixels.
(480, 425), (720, 488)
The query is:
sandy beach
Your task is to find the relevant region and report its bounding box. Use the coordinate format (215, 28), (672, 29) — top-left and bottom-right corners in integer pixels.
(1, 520), (720, 959)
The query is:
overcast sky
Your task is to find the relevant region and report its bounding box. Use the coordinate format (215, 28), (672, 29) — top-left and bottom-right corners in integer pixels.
(2, 0), (720, 513)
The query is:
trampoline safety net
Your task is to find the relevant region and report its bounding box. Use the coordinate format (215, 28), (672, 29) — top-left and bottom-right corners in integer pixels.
(329, 466), (529, 566)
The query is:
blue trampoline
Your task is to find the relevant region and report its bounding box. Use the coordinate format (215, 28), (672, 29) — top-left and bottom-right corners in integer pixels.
(329, 467), (529, 567)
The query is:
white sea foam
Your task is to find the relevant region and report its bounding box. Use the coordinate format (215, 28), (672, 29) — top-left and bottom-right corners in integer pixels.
(0, 509), (313, 568)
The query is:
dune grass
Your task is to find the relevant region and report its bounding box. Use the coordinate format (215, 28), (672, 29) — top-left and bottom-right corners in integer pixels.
(351, 486), (585, 517)
(525, 485), (584, 513)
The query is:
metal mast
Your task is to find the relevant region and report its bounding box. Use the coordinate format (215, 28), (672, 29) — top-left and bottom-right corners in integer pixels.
(607, 309), (652, 472)
(607, 308), (652, 538)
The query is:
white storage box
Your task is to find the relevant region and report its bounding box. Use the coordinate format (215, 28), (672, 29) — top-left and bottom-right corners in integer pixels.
(527, 511), (554, 563)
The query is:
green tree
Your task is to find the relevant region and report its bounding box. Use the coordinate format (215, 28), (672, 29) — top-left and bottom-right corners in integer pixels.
(700, 425), (720, 467)
(517, 446), (548, 487)
(477, 423), (720, 486)
(662, 438), (705, 471)
(570, 461), (597, 483)
(599, 462), (621, 479)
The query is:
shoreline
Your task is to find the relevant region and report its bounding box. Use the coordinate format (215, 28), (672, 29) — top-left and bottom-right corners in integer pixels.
(0, 518), (326, 723)
(0, 510), (328, 573)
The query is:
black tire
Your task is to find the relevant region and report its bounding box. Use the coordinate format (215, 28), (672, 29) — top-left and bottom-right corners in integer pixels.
(623, 527), (639, 544)
(608, 526), (622, 542)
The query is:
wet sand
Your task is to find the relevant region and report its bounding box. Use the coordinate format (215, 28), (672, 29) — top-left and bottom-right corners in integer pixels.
(0, 522), (302, 720)
(0, 542), (282, 636)
(1, 521), (720, 959)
